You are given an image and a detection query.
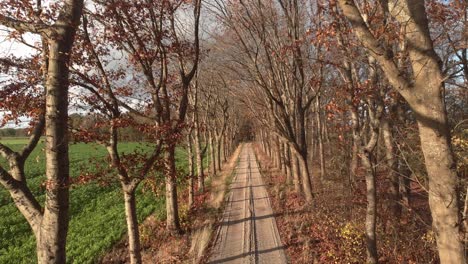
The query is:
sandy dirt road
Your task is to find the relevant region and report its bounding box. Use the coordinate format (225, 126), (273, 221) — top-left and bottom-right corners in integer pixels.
(208, 144), (287, 264)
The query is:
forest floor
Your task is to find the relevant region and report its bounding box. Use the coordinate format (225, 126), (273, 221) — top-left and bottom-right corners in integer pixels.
(254, 145), (438, 263)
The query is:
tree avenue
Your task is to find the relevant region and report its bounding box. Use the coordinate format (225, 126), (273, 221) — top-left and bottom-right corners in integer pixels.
(0, 0), (466, 263)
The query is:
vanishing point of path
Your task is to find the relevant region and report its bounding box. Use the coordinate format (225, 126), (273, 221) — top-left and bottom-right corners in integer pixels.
(209, 144), (287, 264)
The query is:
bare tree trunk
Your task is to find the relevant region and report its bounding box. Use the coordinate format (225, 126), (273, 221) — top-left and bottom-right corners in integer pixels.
(203, 130), (210, 176)
(164, 144), (181, 233)
(291, 147), (301, 193)
(36, 5), (85, 259)
(323, 113), (331, 144)
(266, 134), (272, 158)
(187, 133), (195, 207)
(39, 71), (71, 262)
(285, 143), (292, 185)
(297, 153), (314, 203)
(275, 137), (282, 170)
(106, 124), (144, 264)
(280, 142), (287, 175)
(223, 134), (228, 162)
(209, 130), (216, 176)
(216, 135), (222, 171)
(382, 119), (401, 218)
(361, 150), (378, 264)
(417, 120), (463, 263)
(123, 186), (142, 264)
(349, 106), (360, 186)
(194, 115), (204, 192)
(362, 55), (382, 263)
(464, 186), (468, 246)
(260, 131), (267, 153)
(316, 98), (326, 180)
(398, 160), (411, 207)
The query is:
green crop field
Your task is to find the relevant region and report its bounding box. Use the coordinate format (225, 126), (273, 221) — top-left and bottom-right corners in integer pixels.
(0, 138), (190, 264)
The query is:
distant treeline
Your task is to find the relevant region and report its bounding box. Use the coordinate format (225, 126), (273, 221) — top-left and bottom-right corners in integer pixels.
(0, 114), (146, 141)
(0, 128), (28, 137)
(70, 114), (147, 142)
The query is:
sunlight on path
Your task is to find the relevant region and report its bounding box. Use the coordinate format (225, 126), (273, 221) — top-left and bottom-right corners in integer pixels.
(209, 143), (287, 264)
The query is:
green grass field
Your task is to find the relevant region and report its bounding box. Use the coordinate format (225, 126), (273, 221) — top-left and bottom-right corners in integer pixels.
(0, 138), (189, 263)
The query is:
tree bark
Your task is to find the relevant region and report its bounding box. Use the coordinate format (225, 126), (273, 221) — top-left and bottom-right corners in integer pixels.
(280, 142), (287, 175)
(349, 105), (360, 186)
(216, 135), (222, 171)
(187, 133), (195, 207)
(164, 144), (181, 233)
(361, 150), (378, 264)
(37, 2), (84, 261)
(316, 98), (326, 180)
(123, 187), (142, 264)
(398, 159), (411, 207)
(266, 134), (272, 158)
(382, 119), (401, 218)
(275, 136), (282, 170)
(418, 119), (463, 263)
(209, 130), (217, 176)
(223, 134), (228, 162)
(291, 147), (302, 193)
(285, 143), (292, 185)
(194, 113), (204, 192)
(297, 153), (314, 203)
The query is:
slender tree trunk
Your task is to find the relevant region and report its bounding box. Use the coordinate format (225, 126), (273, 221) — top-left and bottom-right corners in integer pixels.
(291, 147), (301, 193)
(350, 106), (360, 185)
(396, 103), (411, 208)
(275, 137), (282, 170)
(298, 153), (313, 203)
(187, 133), (195, 207)
(209, 130), (216, 176)
(164, 144), (180, 233)
(316, 98), (326, 180)
(382, 119), (401, 218)
(266, 134), (272, 158)
(285, 143), (292, 185)
(216, 135), (222, 171)
(464, 186), (468, 246)
(37, 17), (83, 261)
(280, 142), (287, 175)
(398, 159), (411, 207)
(194, 115), (204, 192)
(361, 151), (378, 264)
(307, 117), (315, 167)
(123, 187), (142, 264)
(203, 130), (210, 176)
(260, 131), (266, 153)
(361, 57), (381, 264)
(323, 113), (331, 144)
(224, 134), (229, 160)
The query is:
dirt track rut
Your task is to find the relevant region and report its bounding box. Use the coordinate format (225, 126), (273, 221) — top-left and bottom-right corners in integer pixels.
(208, 144), (287, 264)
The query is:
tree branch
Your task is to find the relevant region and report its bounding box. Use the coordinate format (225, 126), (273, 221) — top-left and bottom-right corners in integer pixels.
(0, 14), (49, 34)
(338, 0), (410, 94)
(20, 114), (45, 160)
